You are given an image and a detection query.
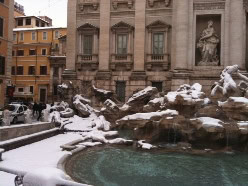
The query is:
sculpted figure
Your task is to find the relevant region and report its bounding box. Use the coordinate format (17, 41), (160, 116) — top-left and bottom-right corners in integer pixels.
(197, 20), (220, 65)
(211, 65), (248, 97)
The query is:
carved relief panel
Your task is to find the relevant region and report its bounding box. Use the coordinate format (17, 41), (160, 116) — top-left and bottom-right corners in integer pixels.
(111, 0), (135, 10)
(147, 0), (171, 8)
(78, 0), (100, 13)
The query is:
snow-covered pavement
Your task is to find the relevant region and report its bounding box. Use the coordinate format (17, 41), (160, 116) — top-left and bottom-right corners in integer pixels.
(0, 115), (93, 186)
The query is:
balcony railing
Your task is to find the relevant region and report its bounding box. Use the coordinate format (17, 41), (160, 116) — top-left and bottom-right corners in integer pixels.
(77, 54), (99, 63)
(111, 54), (133, 63)
(146, 54), (169, 62)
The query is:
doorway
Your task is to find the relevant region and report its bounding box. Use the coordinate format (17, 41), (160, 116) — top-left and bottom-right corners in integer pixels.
(39, 88), (47, 102)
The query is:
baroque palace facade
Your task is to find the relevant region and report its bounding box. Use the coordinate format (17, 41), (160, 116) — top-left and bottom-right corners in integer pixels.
(64, 0), (248, 102)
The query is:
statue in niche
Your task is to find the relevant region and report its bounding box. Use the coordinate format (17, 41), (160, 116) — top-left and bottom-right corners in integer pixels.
(197, 20), (220, 66)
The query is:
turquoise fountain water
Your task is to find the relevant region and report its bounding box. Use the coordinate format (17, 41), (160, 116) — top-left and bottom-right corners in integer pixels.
(67, 146), (248, 186)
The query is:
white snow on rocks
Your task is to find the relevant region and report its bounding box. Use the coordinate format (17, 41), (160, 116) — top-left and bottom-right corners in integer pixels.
(127, 86), (155, 103)
(118, 110), (178, 121)
(137, 140), (156, 150)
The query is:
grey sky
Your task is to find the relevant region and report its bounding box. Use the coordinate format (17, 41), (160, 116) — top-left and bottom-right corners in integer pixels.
(15, 0), (67, 27)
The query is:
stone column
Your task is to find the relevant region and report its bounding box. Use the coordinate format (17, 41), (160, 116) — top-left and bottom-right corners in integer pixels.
(99, 0), (111, 71)
(230, 0), (244, 69)
(66, 0), (77, 70)
(164, 30), (168, 54)
(128, 31), (131, 54)
(112, 31), (116, 54)
(79, 33), (82, 54)
(133, 0), (146, 71)
(172, 0), (189, 70)
(59, 67), (62, 84)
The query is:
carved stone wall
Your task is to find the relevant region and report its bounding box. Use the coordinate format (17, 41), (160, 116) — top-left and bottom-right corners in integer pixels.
(112, 0), (135, 10)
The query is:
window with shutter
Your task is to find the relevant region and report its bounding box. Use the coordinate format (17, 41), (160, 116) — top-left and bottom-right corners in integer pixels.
(83, 35), (93, 55)
(0, 56), (5, 75)
(117, 34), (127, 54)
(153, 33), (164, 55)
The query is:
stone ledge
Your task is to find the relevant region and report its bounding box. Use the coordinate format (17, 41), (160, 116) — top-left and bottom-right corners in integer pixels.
(130, 71), (147, 81)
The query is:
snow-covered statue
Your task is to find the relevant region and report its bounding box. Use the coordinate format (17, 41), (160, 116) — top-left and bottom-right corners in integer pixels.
(3, 107), (11, 126)
(197, 20), (220, 66)
(24, 109), (32, 124)
(42, 109), (49, 122)
(211, 65), (248, 97)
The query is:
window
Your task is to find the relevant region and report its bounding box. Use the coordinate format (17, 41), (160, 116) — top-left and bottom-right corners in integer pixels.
(53, 85), (58, 95)
(29, 49), (36, 56)
(0, 17), (3, 37)
(53, 67), (59, 77)
(40, 66), (47, 75)
(42, 32), (47, 40)
(17, 66), (24, 75)
(12, 50), (15, 56)
(0, 56), (5, 75)
(18, 88), (24, 93)
(0, 0), (5, 4)
(36, 20), (39, 27)
(11, 66), (16, 75)
(28, 66), (35, 75)
(18, 19), (23, 26)
(31, 32), (36, 40)
(116, 81), (126, 102)
(30, 86), (34, 94)
(41, 23), (45, 27)
(17, 50), (24, 56)
(13, 33), (16, 41)
(41, 49), (47, 56)
(153, 33), (164, 54)
(55, 31), (59, 39)
(26, 18), (31, 25)
(83, 35), (93, 55)
(117, 34), (127, 54)
(20, 32), (24, 41)
(152, 82), (163, 92)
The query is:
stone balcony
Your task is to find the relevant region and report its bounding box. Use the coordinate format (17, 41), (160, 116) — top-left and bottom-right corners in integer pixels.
(77, 54), (99, 71)
(110, 54), (133, 71)
(146, 54), (170, 71)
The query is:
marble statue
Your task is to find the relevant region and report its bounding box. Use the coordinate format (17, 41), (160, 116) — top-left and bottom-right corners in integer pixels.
(3, 107), (11, 126)
(197, 20), (220, 66)
(25, 109), (32, 124)
(211, 65), (248, 97)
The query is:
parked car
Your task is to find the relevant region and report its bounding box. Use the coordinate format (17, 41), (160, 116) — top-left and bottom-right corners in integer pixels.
(0, 104), (28, 125)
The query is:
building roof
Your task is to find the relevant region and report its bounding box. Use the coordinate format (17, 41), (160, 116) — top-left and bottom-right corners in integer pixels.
(15, 16), (50, 24)
(13, 27), (67, 32)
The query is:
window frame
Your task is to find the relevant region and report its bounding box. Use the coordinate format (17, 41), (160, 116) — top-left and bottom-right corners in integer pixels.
(0, 56), (5, 75)
(31, 32), (36, 41)
(116, 34), (128, 55)
(55, 30), (59, 39)
(17, 50), (24, 56)
(152, 32), (164, 55)
(26, 18), (31, 26)
(20, 32), (24, 41)
(29, 86), (34, 94)
(17, 66), (24, 75)
(29, 49), (36, 56)
(41, 48), (47, 56)
(40, 66), (47, 75)
(28, 65), (35, 75)
(83, 34), (93, 55)
(0, 17), (4, 38)
(17, 19), (23, 26)
(42, 31), (47, 40)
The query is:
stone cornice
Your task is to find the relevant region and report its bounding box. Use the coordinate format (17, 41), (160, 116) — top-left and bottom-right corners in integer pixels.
(193, 0), (226, 10)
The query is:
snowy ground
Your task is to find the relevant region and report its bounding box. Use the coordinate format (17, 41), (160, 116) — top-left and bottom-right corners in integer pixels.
(0, 115), (91, 186)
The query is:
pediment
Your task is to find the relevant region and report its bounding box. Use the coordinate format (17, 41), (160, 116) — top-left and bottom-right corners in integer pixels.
(111, 21), (134, 31)
(147, 20), (171, 29)
(77, 23), (99, 31)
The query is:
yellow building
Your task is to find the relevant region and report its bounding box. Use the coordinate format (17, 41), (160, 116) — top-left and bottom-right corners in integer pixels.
(0, 0), (14, 107)
(12, 16), (66, 103)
